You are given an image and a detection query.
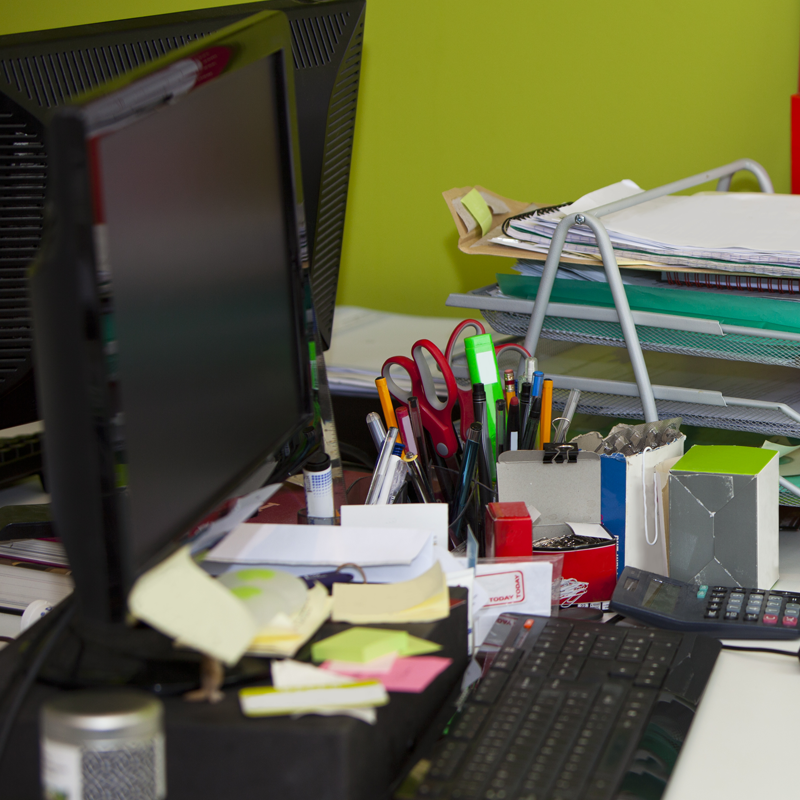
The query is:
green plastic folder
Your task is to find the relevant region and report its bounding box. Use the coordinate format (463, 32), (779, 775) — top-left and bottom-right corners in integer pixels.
(497, 273), (800, 335)
(464, 333), (502, 458)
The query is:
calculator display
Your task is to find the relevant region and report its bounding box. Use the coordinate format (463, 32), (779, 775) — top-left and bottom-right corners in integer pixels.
(642, 580), (681, 615)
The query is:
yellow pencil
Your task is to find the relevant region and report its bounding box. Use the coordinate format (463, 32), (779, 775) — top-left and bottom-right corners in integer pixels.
(539, 379), (553, 446)
(375, 377), (402, 444)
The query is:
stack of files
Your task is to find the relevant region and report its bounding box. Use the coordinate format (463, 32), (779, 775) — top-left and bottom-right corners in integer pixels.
(325, 306), (473, 397)
(500, 180), (800, 278)
(0, 538), (68, 567)
(0, 563), (73, 612)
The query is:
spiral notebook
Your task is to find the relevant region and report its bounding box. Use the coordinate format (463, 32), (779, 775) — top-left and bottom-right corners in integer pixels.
(498, 181), (800, 278)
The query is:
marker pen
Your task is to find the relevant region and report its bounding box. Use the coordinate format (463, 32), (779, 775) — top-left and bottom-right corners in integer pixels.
(464, 333), (502, 462)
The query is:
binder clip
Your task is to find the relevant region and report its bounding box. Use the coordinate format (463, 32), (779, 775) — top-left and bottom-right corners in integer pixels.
(542, 442), (579, 464)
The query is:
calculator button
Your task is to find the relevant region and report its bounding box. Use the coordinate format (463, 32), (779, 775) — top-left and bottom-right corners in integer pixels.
(763, 614), (778, 625)
(783, 616), (798, 627)
(707, 602), (722, 611)
(786, 603), (800, 612)
(744, 613), (759, 621)
(704, 610), (719, 619)
(724, 612), (739, 620)
(696, 585), (708, 599)
(785, 609), (799, 618)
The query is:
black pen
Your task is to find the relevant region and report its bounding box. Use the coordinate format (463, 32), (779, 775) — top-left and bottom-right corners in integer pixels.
(495, 398), (506, 456)
(472, 383), (493, 482)
(506, 397), (519, 451)
(518, 381), (532, 444)
(522, 395), (541, 450)
(450, 422), (481, 544)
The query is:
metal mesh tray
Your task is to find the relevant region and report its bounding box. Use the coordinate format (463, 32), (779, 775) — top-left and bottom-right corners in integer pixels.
(467, 286), (800, 369)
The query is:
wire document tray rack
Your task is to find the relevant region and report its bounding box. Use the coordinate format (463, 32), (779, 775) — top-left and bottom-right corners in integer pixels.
(446, 159), (800, 505)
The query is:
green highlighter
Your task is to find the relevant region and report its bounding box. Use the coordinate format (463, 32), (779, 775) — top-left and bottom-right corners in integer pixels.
(464, 333), (502, 459)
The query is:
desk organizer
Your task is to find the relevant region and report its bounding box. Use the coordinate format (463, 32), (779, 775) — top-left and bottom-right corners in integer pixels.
(447, 159), (800, 506)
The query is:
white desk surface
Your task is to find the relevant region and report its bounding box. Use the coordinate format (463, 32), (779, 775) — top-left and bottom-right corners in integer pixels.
(664, 529), (800, 799)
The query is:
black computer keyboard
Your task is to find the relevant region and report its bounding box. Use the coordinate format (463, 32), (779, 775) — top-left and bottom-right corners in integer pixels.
(396, 613), (720, 800)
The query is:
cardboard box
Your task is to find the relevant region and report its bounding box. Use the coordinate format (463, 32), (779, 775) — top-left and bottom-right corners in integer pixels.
(669, 445), (779, 589)
(496, 450), (617, 604)
(484, 502), (532, 558)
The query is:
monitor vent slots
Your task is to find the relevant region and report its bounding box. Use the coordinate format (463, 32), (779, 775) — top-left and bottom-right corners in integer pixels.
(289, 11), (350, 69)
(307, 14), (363, 349)
(0, 97), (42, 384)
(0, 34), (208, 107)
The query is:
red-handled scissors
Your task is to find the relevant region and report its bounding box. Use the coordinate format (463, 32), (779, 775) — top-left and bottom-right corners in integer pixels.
(381, 339), (460, 459)
(445, 320), (531, 438)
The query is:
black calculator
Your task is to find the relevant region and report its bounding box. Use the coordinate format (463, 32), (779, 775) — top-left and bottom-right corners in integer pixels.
(610, 566), (800, 639)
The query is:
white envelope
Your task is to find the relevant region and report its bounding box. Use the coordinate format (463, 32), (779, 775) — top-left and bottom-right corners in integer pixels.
(206, 522), (434, 584)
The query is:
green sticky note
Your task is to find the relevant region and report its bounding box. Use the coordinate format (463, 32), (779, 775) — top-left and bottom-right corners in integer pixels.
(461, 188), (493, 236)
(673, 445), (776, 476)
(311, 627), (409, 663)
(399, 634), (442, 657)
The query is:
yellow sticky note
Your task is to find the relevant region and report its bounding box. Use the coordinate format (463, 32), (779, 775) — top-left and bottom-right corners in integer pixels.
(128, 545), (258, 666)
(331, 562), (449, 624)
(461, 188), (493, 236)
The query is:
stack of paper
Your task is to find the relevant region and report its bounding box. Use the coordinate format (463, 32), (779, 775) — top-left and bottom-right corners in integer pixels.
(499, 181), (800, 278)
(325, 306), (471, 397)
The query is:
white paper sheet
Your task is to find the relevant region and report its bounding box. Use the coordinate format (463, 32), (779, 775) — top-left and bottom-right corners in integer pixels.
(341, 503), (449, 549)
(207, 523), (430, 566)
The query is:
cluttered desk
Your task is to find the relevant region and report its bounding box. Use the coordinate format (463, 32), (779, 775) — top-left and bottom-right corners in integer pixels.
(1, 2), (800, 799)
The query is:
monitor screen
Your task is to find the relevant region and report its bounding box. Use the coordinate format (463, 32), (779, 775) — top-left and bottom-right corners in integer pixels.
(32, 12), (314, 620)
(93, 54), (304, 571)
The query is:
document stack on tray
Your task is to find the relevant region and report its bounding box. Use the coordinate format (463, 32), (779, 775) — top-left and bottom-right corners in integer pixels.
(500, 181), (800, 277)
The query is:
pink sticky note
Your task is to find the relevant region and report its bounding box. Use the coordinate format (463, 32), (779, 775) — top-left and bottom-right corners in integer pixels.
(323, 656), (452, 693)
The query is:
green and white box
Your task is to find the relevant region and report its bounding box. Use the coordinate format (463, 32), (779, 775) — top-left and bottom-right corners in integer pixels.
(669, 446), (779, 589)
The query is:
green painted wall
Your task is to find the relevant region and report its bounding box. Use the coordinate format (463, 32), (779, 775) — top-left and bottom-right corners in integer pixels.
(4, 1), (799, 316)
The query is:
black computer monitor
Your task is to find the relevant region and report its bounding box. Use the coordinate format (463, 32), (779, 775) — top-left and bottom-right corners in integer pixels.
(31, 11), (314, 631)
(0, 0), (363, 434)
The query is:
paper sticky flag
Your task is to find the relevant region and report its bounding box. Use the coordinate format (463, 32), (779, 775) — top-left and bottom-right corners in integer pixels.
(461, 188), (493, 236)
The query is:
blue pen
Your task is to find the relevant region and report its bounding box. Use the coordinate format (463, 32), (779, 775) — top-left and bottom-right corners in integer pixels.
(532, 370), (545, 398)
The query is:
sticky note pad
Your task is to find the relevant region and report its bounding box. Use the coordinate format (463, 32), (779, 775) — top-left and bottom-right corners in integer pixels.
(331, 562), (449, 624)
(311, 627), (409, 663)
(128, 545), (257, 666)
(461, 188), (493, 236)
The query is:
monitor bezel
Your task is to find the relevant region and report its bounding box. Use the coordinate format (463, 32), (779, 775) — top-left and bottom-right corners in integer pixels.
(31, 10), (315, 623)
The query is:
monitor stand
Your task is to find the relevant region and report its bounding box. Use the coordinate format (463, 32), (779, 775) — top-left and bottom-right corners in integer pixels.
(30, 600), (269, 694)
